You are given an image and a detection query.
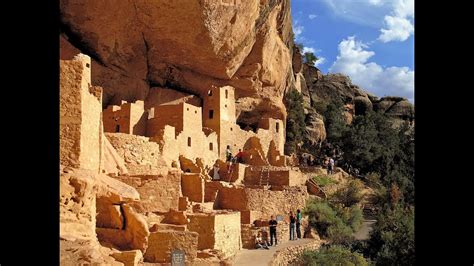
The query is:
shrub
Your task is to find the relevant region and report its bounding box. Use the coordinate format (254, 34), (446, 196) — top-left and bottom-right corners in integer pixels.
(302, 245), (369, 266)
(332, 179), (364, 207)
(304, 52), (318, 66)
(304, 199), (362, 245)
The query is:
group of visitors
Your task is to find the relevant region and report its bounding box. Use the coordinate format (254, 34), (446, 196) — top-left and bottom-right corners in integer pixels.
(325, 157), (335, 175)
(211, 146), (246, 181)
(254, 210), (303, 250)
(226, 145), (245, 164)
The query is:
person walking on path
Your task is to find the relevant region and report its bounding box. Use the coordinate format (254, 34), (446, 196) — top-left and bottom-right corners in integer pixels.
(269, 215), (278, 246)
(296, 209), (302, 239)
(327, 157), (334, 175)
(289, 211), (296, 240)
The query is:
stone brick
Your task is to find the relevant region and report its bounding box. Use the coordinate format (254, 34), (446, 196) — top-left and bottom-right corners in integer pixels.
(181, 173), (205, 203)
(114, 170), (181, 213)
(144, 230), (199, 263)
(188, 211), (242, 259)
(111, 250), (143, 266)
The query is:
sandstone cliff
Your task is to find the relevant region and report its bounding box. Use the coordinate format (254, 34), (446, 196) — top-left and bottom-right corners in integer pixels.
(60, 0), (295, 126)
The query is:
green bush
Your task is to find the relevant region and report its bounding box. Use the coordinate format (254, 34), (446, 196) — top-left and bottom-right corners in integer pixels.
(304, 199), (362, 245)
(313, 100), (328, 115)
(332, 179), (364, 207)
(302, 245), (369, 266)
(328, 220), (355, 245)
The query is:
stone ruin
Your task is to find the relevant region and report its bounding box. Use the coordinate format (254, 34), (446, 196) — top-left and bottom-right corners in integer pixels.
(60, 54), (324, 265)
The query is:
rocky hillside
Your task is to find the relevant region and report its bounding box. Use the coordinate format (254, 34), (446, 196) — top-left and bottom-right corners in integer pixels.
(300, 64), (414, 144)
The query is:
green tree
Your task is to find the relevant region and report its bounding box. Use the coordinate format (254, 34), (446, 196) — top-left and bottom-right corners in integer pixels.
(284, 89), (306, 154)
(302, 246), (369, 266)
(304, 52), (318, 66)
(366, 205), (415, 265)
(323, 99), (349, 145)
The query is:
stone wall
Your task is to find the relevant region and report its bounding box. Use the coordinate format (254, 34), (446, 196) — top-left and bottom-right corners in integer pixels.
(105, 133), (169, 176)
(269, 240), (323, 266)
(181, 173), (205, 203)
(103, 100), (147, 136)
(143, 230), (199, 263)
(244, 167), (307, 187)
(60, 54), (102, 172)
(188, 211), (242, 259)
(215, 186), (308, 221)
(114, 170), (182, 213)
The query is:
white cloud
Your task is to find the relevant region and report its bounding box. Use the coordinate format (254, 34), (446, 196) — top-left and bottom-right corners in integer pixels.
(368, 0), (383, 5)
(329, 36), (414, 100)
(302, 47), (315, 54)
(321, 0), (393, 27)
(293, 20), (304, 40)
(315, 57), (326, 67)
(379, 15), (414, 42)
(308, 14), (317, 20)
(378, 0), (414, 42)
(302, 47), (326, 67)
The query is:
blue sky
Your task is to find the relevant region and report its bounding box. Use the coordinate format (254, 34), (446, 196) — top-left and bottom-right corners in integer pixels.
(291, 0), (414, 102)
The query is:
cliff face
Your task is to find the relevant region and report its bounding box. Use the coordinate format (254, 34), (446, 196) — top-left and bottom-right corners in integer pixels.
(60, 0), (295, 125)
(302, 64), (414, 126)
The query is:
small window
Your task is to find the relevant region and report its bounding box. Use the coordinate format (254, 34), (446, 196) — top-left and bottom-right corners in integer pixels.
(276, 122), (279, 133)
(195, 110), (197, 114)
(209, 143), (213, 151)
(225, 89), (228, 99)
(115, 125), (120, 132)
(225, 104), (227, 108)
(188, 137), (191, 147)
(230, 127), (233, 131)
(187, 108), (189, 111)
(86, 63), (90, 68)
(208, 90), (213, 96)
(209, 110), (214, 119)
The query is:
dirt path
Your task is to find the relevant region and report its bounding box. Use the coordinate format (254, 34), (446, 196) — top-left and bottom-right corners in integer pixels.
(233, 239), (314, 266)
(353, 219), (376, 240)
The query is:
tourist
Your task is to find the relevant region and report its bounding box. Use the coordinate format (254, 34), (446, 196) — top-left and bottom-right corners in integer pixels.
(236, 149), (245, 164)
(327, 157), (334, 175)
(212, 162), (220, 180)
(269, 215), (278, 246)
(296, 209), (302, 239)
(289, 211), (296, 240)
(255, 231), (269, 249)
(225, 145), (232, 162)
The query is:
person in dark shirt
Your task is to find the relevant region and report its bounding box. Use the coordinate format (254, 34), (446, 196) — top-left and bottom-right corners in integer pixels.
(269, 215), (278, 246)
(235, 149), (245, 163)
(289, 211), (296, 240)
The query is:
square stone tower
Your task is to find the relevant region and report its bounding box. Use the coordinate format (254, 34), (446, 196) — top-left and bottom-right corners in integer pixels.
(60, 54), (103, 172)
(203, 86), (237, 158)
